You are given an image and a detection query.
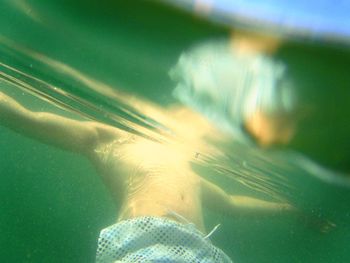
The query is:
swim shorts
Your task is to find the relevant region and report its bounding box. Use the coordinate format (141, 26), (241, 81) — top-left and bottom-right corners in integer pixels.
(96, 216), (232, 262)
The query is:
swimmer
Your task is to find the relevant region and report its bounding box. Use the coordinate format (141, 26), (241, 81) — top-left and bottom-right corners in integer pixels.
(0, 90), (297, 262)
(232, 31), (298, 146)
(171, 30), (298, 147)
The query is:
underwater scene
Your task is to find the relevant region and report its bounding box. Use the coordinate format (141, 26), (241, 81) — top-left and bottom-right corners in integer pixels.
(1, 1), (350, 262)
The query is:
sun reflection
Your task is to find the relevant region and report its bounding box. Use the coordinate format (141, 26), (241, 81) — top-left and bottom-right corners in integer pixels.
(11, 0), (42, 23)
(0, 34), (296, 203)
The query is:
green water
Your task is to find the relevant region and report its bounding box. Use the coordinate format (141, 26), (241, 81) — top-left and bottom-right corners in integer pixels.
(1, 1), (350, 262)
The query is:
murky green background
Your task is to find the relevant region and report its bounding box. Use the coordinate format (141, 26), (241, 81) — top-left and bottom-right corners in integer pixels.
(1, 1), (350, 262)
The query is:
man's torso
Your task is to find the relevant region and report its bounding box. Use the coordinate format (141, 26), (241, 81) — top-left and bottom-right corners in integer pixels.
(91, 134), (205, 231)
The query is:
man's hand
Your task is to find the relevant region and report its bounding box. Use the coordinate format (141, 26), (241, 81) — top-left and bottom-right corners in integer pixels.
(297, 210), (336, 233)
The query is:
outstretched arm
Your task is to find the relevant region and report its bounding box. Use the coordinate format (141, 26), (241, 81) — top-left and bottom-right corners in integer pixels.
(201, 178), (296, 217)
(0, 91), (120, 155)
(201, 178), (336, 232)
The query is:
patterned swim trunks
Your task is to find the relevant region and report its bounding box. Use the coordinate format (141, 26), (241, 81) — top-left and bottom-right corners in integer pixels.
(96, 216), (232, 262)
